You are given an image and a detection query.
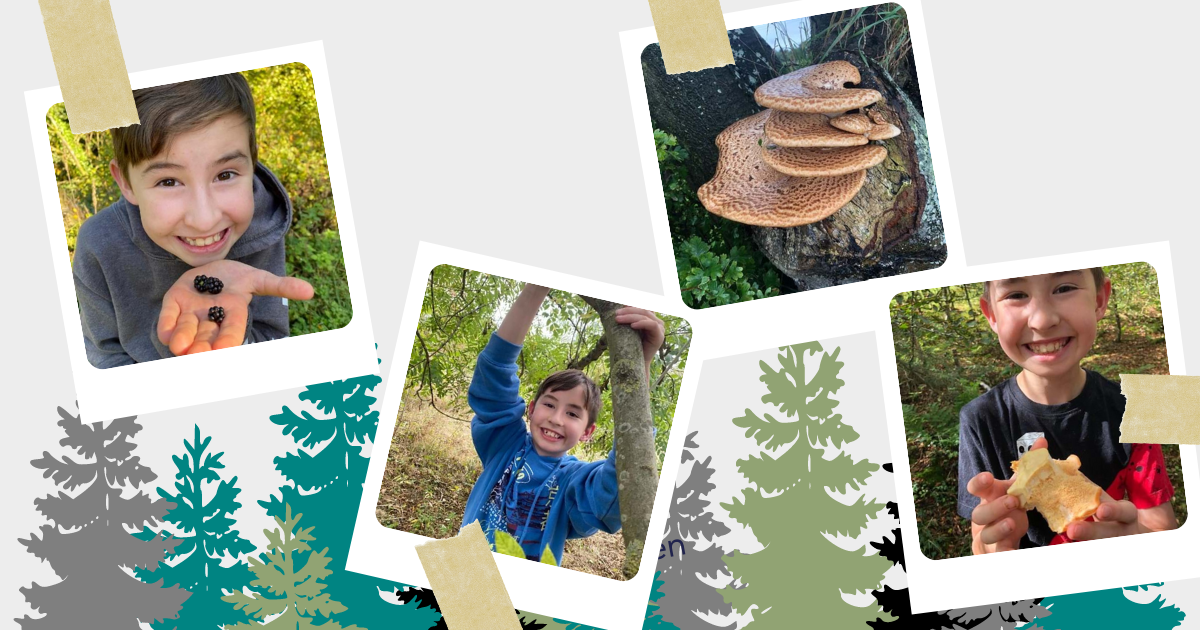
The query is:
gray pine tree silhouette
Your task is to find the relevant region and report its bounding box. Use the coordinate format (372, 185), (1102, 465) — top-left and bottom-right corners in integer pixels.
(17, 407), (190, 628)
(657, 431), (736, 629)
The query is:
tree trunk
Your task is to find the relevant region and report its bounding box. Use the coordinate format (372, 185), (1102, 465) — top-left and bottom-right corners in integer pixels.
(581, 296), (659, 580)
(750, 49), (945, 290)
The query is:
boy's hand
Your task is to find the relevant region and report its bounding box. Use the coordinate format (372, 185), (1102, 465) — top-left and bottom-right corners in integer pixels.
(614, 307), (665, 367)
(967, 436), (1048, 553)
(158, 260), (314, 355)
(1065, 495), (1143, 541)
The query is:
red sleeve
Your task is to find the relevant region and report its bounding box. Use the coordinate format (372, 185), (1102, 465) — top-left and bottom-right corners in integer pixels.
(1124, 443), (1175, 509)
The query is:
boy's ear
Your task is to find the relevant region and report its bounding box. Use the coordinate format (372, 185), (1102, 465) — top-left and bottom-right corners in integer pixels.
(979, 293), (1000, 333)
(581, 423), (597, 442)
(1094, 277), (1113, 319)
(109, 159), (138, 206)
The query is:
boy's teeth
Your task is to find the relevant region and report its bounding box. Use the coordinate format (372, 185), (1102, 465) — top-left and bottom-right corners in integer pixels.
(1029, 340), (1066, 353)
(184, 231), (222, 246)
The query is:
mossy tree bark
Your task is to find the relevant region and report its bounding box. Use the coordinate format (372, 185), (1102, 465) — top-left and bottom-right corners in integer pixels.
(581, 296), (659, 580)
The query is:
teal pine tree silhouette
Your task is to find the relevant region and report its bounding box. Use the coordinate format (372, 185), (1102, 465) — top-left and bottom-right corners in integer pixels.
(645, 570), (683, 629)
(133, 425), (256, 629)
(262, 374), (440, 629)
(1032, 583), (1185, 629)
(719, 343), (890, 627)
(18, 408), (190, 628)
(223, 504), (361, 629)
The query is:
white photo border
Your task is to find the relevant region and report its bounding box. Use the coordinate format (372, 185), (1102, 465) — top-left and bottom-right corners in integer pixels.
(26, 41), (378, 421)
(618, 0), (962, 308)
(348, 242), (702, 629)
(875, 241), (1198, 612)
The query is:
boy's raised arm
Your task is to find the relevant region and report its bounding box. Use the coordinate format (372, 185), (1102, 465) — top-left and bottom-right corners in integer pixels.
(496, 284), (551, 345)
(469, 284), (551, 465)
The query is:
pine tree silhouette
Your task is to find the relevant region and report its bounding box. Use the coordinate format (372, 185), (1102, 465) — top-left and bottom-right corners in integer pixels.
(133, 425), (256, 629)
(1033, 583), (1185, 629)
(865, 468), (1050, 629)
(720, 343), (891, 628)
(262, 374), (441, 629)
(657, 431), (736, 628)
(17, 407), (190, 628)
(224, 504), (360, 628)
(646, 570), (684, 629)
(392, 586), (548, 629)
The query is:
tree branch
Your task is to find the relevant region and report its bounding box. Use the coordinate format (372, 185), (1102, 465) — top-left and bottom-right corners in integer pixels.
(567, 337), (608, 371)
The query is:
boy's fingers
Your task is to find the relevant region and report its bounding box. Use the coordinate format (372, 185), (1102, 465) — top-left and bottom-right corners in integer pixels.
(971, 495), (1020, 527)
(157, 299), (182, 345)
(251, 271), (315, 301)
(169, 311), (200, 356)
(979, 518), (1016, 546)
(212, 308), (249, 350)
(186, 321), (219, 354)
(1096, 497), (1138, 523)
(1032, 437), (1049, 451)
(966, 472), (1004, 500)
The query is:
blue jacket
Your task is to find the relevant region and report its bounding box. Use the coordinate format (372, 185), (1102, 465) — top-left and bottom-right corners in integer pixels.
(461, 333), (621, 565)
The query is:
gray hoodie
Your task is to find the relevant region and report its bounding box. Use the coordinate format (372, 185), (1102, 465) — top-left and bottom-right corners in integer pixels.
(72, 164), (292, 368)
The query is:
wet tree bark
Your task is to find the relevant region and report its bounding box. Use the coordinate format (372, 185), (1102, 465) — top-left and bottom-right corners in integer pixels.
(581, 296), (659, 580)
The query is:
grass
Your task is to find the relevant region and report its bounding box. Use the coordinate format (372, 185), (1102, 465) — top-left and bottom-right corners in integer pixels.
(378, 395), (627, 579)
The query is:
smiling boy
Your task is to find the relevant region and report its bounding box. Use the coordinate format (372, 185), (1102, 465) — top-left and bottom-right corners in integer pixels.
(958, 268), (1178, 553)
(72, 74), (313, 367)
(462, 283), (664, 565)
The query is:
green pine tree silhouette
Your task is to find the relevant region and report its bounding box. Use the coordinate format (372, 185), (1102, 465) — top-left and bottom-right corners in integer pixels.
(223, 504), (361, 629)
(720, 343), (890, 627)
(646, 570), (683, 629)
(261, 374), (440, 629)
(1032, 583), (1185, 629)
(133, 425), (256, 630)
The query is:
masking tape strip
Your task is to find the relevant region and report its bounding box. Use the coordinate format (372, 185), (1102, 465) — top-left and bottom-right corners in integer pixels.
(1120, 374), (1200, 445)
(38, 0), (138, 133)
(646, 0), (734, 74)
(415, 521), (522, 630)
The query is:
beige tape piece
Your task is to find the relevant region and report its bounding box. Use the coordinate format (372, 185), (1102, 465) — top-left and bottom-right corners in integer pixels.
(647, 0), (735, 74)
(415, 521), (522, 630)
(38, 0), (138, 133)
(1121, 374), (1200, 444)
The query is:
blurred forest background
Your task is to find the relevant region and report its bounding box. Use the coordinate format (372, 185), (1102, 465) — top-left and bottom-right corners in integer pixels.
(891, 262), (1185, 559)
(48, 62), (351, 336)
(377, 265), (691, 579)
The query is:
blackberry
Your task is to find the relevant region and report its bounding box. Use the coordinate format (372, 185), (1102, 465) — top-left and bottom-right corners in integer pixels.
(194, 275), (209, 292)
(208, 306), (225, 324)
(206, 277), (224, 294)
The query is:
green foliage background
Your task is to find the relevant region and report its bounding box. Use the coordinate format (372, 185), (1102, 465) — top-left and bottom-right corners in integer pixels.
(405, 265), (691, 465)
(48, 62), (350, 336)
(889, 263), (1185, 559)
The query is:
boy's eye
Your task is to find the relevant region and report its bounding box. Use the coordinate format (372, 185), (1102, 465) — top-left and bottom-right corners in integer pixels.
(1001, 291), (1027, 301)
(215, 170), (237, 182)
(1054, 285), (1079, 294)
(156, 178), (180, 187)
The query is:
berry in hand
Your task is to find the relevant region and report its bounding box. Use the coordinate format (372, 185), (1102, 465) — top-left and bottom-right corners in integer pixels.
(208, 306), (225, 324)
(194, 275), (209, 292)
(206, 277), (224, 294)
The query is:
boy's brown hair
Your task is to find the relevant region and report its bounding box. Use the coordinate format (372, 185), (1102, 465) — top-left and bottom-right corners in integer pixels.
(533, 369), (602, 427)
(110, 74), (257, 179)
(982, 267), (1106, 302)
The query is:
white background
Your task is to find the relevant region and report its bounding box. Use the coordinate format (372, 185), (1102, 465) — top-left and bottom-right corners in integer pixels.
(7, 0), (1200, 627)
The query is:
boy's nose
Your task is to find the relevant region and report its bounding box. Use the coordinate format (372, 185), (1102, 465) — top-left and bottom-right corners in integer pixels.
(184, 187), (223, 232)
(1027, 298), (1060, 330)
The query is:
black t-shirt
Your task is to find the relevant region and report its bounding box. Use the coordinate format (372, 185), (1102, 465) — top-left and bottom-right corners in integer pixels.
(957, 370), (1130, 547)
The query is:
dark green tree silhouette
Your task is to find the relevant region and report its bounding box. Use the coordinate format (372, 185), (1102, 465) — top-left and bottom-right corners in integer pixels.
(18, 408), (190, 628)
(133, 425), (256, 629)
(262, 374), (440, 629)
(223, 504), (360, 629)
(1032, 583), (1184, 629)
(720, 343), (890, 627)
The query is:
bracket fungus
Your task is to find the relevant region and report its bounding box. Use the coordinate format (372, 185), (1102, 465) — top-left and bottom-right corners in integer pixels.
(698, 60), (897, 228)
(1007, 448), (1104, 534)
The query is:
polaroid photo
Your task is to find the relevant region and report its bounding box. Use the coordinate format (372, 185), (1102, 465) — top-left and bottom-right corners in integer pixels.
(876, 241), (1200, 612)
(619, 0), (961, 310)
(348, 242), (701, 628)
(26, 41), (377, 421)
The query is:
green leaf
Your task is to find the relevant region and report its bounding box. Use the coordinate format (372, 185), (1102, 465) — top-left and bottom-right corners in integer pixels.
(494, 530), (524, 558)
(539, 544), (557, 566)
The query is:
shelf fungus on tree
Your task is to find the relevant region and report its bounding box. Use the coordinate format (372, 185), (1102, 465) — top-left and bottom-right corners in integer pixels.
(697, 111), (867, 228)
(1007, 448), (1104, 534)
(697, 60), (901, 228)
(753, 60), (882, 113)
